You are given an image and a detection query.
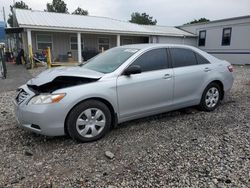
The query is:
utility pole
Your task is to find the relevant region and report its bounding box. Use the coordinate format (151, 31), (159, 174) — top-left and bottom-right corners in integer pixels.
(13, 0), (15, 26)
(3, 7), (6, 24)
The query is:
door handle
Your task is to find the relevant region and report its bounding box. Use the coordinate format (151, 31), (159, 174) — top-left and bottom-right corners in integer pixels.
(204, 67), (212, 72)
(163, 74), (172, 79)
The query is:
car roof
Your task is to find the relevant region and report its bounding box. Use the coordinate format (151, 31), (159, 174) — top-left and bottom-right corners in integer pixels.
(119, 43), (195, 50)
(119, 43), (220, 63)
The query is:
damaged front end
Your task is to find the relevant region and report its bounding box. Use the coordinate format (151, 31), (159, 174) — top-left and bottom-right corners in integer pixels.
(27, 76), (99, 93)
(25, 67), (104, 93)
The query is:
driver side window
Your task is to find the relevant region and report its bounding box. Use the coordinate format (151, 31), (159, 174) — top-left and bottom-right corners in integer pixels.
(131, 48), (168, 72)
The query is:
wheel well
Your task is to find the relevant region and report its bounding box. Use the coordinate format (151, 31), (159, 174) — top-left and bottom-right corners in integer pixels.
(210, 80), (224, 100)
(64, 98), (117, 135)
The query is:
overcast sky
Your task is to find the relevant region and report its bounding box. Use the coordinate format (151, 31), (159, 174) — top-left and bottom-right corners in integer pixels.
(0, 0), (250, 26)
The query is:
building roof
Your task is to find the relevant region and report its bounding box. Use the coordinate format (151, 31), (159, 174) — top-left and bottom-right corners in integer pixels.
(15, 9), (195, 37)
(141, 25), (195, 37)
(181, 15), (250, 27)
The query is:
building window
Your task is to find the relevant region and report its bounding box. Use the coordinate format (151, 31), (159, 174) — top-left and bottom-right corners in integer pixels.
(222, 28), (232, 46)
(70, 36), (83, 50)
(198, 30), (206, 46)
(36, 34), (52, 50)
(98, 38), (110, 51)
(122, 38), (133, 45)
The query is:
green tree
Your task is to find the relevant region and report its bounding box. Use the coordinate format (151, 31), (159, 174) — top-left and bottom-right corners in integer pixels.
(8, 1), (30, 27)
(186, 18), (210, 25)
(72, 7), (88, 15)
(129, 12), (157, 25)
(46, 0), (68, 13)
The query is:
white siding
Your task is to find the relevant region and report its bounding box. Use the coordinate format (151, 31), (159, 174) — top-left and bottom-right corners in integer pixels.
(212, 54), (250, 65)
(152, 36), (197, 46)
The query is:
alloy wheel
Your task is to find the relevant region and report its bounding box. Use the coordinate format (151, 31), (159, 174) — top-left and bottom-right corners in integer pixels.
(205, 87), (219, 108)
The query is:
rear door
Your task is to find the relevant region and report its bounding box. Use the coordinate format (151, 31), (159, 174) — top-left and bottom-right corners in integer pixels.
(169, 48), (211, 106)
(117, 48), (174, 119)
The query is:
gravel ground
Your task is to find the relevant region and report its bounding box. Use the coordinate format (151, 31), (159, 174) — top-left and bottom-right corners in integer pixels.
(0, 66), (249, 188)
(27, 66), (47, 77)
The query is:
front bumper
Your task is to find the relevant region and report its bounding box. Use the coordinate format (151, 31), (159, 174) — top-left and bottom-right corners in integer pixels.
(14, 86), (66, 136)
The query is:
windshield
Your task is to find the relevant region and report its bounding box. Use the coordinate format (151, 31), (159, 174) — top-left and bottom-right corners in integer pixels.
(80, 47), (139, 73)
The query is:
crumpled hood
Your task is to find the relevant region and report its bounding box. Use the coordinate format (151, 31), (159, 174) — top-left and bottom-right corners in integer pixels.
(27, 66), (104, 86)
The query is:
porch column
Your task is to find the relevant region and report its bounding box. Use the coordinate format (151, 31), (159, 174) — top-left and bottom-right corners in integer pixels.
(77, 32), (82, 63)
(27, 29), (32, 48)
(182, 36), (186, 44)
(116, 34), (120, 46)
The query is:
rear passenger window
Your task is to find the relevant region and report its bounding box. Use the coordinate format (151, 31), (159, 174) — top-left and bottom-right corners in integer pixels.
(131, 48), (168, 72)
(195, 53), (210, 64)
(170, 48), (197, 68)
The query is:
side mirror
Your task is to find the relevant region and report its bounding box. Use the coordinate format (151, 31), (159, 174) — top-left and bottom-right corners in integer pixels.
(123, 65), (142, 76)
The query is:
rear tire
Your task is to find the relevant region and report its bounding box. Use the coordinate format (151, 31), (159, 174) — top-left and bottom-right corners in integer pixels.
(199, 82), (222, 112)
(66, 100), (112, 142)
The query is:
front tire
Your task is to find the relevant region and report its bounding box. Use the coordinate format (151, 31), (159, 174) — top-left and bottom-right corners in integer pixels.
(199, 83), (222, 111)
(66, 100), (112, 142)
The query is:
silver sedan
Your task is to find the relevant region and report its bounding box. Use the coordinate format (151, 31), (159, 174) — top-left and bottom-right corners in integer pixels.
(14, 44), (234, 142)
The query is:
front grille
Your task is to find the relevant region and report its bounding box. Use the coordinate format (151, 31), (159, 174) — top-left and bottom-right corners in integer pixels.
(16, 89), (29, 105)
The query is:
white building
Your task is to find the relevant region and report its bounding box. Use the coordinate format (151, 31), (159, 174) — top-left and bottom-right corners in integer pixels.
(180, 15), (250, 64)
(11, 9), (250, 65)
(13, 9), (196, 63)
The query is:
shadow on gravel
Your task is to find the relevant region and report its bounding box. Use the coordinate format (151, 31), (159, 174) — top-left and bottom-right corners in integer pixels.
(16, 106), (201, 145)
(17, 131), (73, 146)
(116, 107), (201, 130)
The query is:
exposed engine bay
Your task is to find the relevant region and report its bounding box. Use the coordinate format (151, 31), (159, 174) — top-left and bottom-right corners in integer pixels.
(27, 76), (99, 93)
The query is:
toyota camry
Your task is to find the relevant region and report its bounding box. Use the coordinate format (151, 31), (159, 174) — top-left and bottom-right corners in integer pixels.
(14, 44), (234, 142)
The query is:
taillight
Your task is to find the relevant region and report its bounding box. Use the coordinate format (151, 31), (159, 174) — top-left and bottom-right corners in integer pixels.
(227, 65), (233, 72)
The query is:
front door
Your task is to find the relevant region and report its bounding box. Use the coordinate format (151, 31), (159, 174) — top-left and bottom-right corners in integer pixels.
(117, 48), (174, 120)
